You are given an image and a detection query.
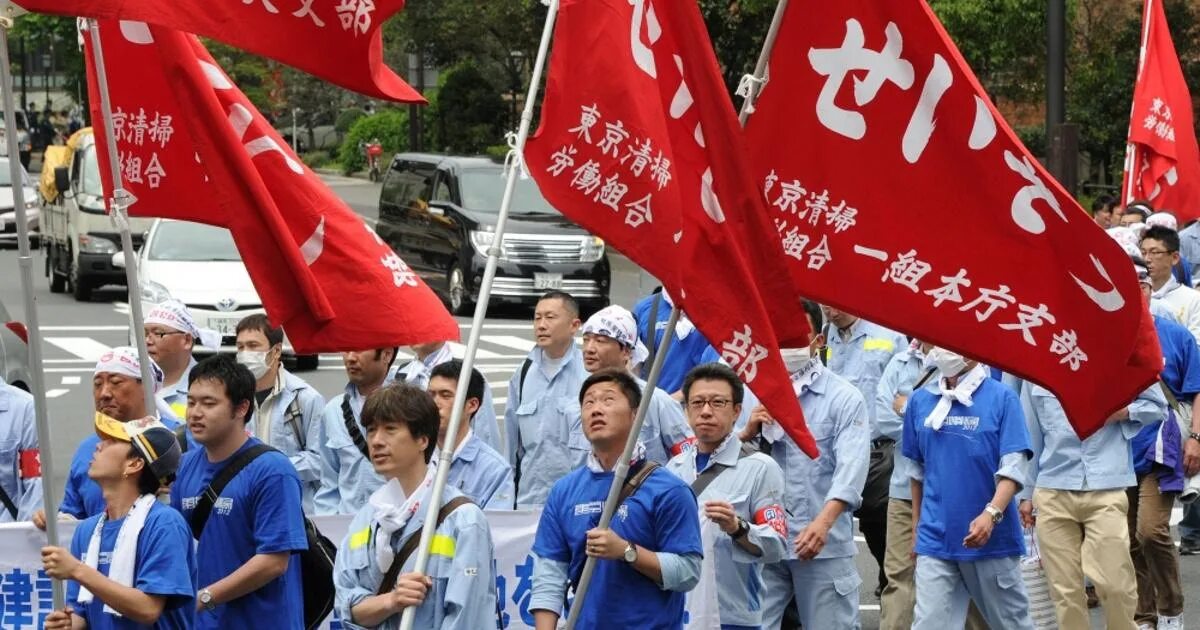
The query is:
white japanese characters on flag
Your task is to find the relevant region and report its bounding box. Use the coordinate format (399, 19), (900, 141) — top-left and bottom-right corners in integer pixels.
(745, 1), (1161, 437)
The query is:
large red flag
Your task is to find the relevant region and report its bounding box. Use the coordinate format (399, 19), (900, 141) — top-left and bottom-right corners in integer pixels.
(526, 0), (817, 456)
(18, 0), (422, 102)
(86, 19), (458, 352)
(1122, 0), (1200, 220)
(744, 0), (1161, 438)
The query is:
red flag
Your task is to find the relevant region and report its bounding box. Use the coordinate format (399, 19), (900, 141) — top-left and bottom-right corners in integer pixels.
(19, 0), (422, 102)
(87, 19), (458, 352)
(1122, 0), (1200, 219)
(744, 0), (1161, 438)
(526, 0), (817, 456)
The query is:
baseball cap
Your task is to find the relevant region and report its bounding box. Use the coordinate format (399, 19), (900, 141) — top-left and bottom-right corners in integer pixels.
(94, 412), (183, 482)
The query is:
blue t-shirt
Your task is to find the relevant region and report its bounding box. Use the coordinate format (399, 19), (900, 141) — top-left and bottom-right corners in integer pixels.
(170, 438), (307, 630)
(532, 463), (702, 630)
(695, 452), (711, 472)
(67, 501), (196, 629)
(62, 416), (185, 519)
(632, 292), (722, 393)
(1133, 315), (1200, 480)
(902, 378), (1031, 561)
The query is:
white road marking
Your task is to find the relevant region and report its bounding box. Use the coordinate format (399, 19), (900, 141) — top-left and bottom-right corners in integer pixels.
(44, 337), (111, 361)
(448, 343), (504, 360)
(42, 325), (130, 331)
(484, 335), (537, 353)
(45, 389), (69, 398)
(61, 376), (81, 385)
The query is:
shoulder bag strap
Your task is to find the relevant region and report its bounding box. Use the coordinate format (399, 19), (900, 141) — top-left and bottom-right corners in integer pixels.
(912, 366), (938, 391)
(285, 397), (306, 451)
(690, 443), (756, 497)
(377, 496), (475, 595)
(341, 395), (370, 459)
(617, 460), (661, 506)
(517, 358), (534, 404)
(642, 290), (663, 379)
(188, 444), (274, 539)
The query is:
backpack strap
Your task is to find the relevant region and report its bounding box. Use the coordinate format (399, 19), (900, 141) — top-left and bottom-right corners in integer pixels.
(377, 496), (474, 595)
(617, 460), (660, 507)
(188, 444), (274, 540)
(641, 290), (663, 379)
(689, 442), (754, 498)
(517, 358), (533, 404)
(0, 482), (17, 520)
(285, 397), (306, 451)
(340, 395), (370, 460)
(912, 366), (938, 391)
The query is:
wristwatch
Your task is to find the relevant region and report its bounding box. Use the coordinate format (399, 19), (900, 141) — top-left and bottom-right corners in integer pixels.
(622, 541), (638, 563)
(1189, 432), (1200, 443)
(198, 588), (215, 611)
(731, 518), (751, 540)
(984, 504), (1004, 524)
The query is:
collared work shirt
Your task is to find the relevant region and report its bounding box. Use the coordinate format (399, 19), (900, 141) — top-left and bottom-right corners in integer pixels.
(315, 383), (385, 515)
(391, 344), (505, 455)
(1153, 278), (1200, 345)
(157, 357), (196, 421)
(504, 344), (590, 507)
(443, 433), (515, 510)
(875, 348), (939, 501)
(824, 319), (906, 436)
(666, 434), (788, 627)
(248, 368), (326, 514)
(0, 380), (41, 521)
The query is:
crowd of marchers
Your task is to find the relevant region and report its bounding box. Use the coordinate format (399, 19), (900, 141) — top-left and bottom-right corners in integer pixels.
(1, 202), (1199, 629)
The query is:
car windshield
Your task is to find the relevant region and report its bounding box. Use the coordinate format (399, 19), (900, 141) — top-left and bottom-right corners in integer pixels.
(147, 221), (242, 262)
(79, 146), (105, 197)
(0, 159), (29, 187)
(460, 168), (560, 215)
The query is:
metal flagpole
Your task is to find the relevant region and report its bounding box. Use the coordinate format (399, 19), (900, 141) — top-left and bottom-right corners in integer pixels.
(85, 19), (155, 412)
(0, 1), (65, 608)
(736, 0), (789, 127)
(398, 1), (560, 628)
(1122, 0), (1155, 204)
(564, 306), (680, 629)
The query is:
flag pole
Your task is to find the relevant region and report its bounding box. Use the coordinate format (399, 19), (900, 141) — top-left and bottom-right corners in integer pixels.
(85, 19), (156, 413)
(736, 0), (789, 126)
(564, 306), (680, 629)
(398, 1), (561, 628)
(0, 3), (65, 609)
(1121, 0), (1155, 204)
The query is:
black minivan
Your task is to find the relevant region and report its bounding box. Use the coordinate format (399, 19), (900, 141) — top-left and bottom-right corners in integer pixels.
(374, 153), (611, 315)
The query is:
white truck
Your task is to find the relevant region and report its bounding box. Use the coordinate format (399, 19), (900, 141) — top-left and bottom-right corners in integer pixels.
(41, 128), (155, 301)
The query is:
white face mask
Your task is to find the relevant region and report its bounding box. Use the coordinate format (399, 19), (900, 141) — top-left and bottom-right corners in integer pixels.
(779, 348), (812, 374)
(927, 347), (968, 377)
(237, 350), (271, 380)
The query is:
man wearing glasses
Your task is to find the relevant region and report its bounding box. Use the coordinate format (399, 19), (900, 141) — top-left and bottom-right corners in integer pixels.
(666, 362), (788, 630)
(1142, 225), (1200, 343)
(144, 299), (220, 420)
(741, 300), (870, 630)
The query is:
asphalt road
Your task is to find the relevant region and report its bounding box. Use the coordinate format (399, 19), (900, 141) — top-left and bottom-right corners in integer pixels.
(0, 173), (1191, 628)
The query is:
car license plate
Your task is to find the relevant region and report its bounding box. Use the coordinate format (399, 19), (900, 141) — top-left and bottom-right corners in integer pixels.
(206, 316), (239, 336)
(534, 273), (563, 290)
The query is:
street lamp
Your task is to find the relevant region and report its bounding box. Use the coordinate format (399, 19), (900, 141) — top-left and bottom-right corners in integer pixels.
(291, 107), (300, 153)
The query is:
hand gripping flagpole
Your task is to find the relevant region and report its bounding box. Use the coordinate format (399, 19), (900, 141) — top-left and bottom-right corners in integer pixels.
(736, 0), (789, 127)
(564, 306), (680, 629)
(86, 19), (156, 413)
(398, 1), (560, 628)
(0, 1), (65, 609)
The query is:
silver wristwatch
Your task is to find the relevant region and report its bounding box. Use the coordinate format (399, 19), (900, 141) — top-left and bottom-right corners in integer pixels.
(984, 504), (1004, 523)
(199, 588), (215, 611)
(622, 541), (638, 563)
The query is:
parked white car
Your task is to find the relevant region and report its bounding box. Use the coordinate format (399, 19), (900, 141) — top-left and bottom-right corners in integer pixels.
(0, 157), (40, 246)
(119, 218), (318, 369)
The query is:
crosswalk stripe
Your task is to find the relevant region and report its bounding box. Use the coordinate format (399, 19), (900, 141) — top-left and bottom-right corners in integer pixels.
(45, 337), (111, 361)
(45, 389), (69, 398)
(448, 343), (504, 360)
(61, 376), (81, 385)
(484, 336), (537, 353)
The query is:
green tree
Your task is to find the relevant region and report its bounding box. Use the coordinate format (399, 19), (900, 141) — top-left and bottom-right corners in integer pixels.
(430, 63), (507, 153)
(339, 109), (408, 174)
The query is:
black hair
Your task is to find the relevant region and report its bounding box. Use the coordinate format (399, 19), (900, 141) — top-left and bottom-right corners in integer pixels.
(361, 383), (440, 464)
(1125, 201), (1152, 221)
(579, 368), (642, 410)
(801, 299), (824, 333)
(189, 354), (256, 424)
(1142, 225), (1181, 253)
(681, 362), (745, 405)
(373, 347), (400, 370)
(235, 313), (284, 348)
(127, 444), (163, 495)
(538, 290), (580, 318)
(1091, 195), (1117, 213)
(429, 360), (486, 417)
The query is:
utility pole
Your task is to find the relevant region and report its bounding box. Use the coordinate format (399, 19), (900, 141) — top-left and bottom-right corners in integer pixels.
(1046, 0), (1079, 193)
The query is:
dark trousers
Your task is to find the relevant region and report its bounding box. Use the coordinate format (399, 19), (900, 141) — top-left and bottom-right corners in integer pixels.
(855, 440), (894, 589)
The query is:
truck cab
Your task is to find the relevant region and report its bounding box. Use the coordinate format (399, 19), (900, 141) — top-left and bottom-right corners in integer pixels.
(41, 128), (155, 301)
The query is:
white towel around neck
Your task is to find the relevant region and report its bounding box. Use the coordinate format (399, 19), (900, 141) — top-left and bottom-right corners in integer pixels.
(925, 364), (990, 431)
(77, 494), (158, 616)
(368, 467), (437, 570)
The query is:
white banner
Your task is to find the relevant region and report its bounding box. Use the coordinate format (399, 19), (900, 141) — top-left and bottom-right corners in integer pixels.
(0, 510), (715, 629)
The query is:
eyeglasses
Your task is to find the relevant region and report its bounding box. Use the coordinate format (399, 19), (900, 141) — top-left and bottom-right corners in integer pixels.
(145, 330), (187, 341)
(1140, 248), (1175, 258)
(687, 397), (733, 411)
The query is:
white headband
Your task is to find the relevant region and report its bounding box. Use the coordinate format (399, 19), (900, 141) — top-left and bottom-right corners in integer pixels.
(582, 305), (650, 365)
(145, 299), (222, 349)
(94, 346), (165, 392)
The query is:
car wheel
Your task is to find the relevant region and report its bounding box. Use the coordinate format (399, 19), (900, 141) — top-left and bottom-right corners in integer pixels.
(71, 260), (92, 302)
(294, 354), (319, 371)
(448, 265), (474, 316)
